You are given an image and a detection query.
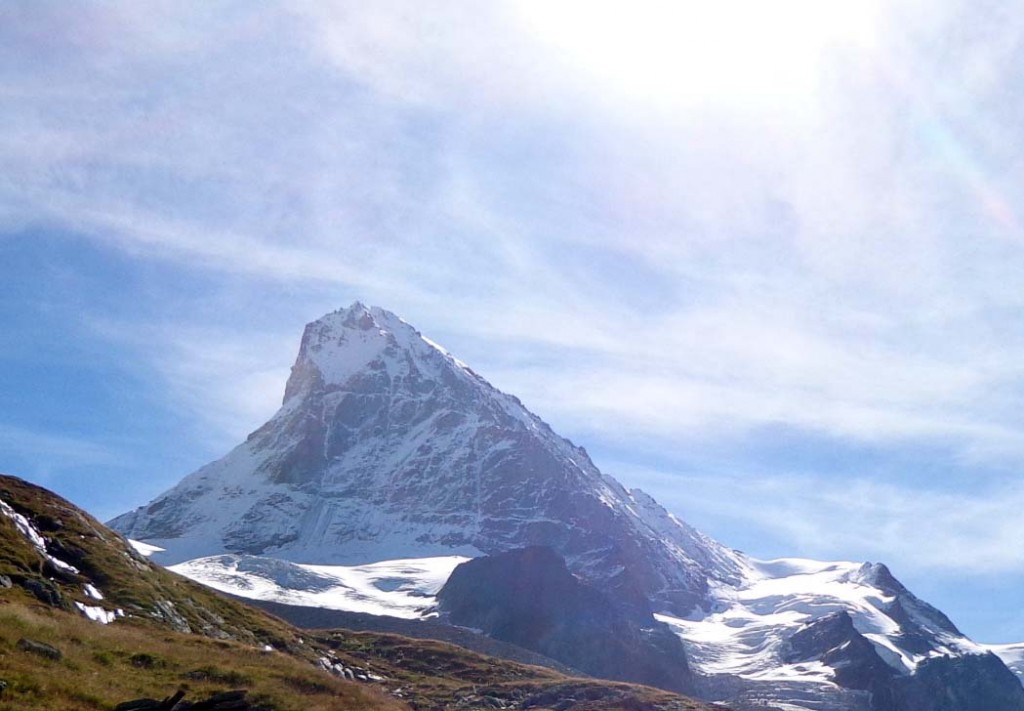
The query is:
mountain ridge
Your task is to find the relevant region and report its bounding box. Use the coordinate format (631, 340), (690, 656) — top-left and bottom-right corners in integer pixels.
(110, 303), (1024, 711)
(111, 303), (745, 616)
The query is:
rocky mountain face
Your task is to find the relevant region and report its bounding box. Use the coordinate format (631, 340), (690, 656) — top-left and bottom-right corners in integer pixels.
(110, 303), (1024, 711)
(437, 546), (694, 694)
(111, 303), (745, 616)
(775, 610), (1024, 711)
(992, 644), (1024, 684)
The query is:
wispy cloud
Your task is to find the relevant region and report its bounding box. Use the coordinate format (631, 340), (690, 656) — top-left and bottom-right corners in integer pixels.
(4, 0), (1024, 594)
(615, 459), (1024, 575)
(0, 423), (126, 477)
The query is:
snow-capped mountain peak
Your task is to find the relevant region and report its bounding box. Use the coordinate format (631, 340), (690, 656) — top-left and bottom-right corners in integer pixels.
(110, 304), (1024, 711)
(284, 303), (464, 400)
(111, 303), (741, 611)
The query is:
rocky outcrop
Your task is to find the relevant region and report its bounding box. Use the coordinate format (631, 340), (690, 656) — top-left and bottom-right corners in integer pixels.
(16, 638), (62, 661)
(891, 653), (1024, 711)
(437, 546), (695, 695)
(781, 611), (897, 708)
(779, 611), (1024, 711)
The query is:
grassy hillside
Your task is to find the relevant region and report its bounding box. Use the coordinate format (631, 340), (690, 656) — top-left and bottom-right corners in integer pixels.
(0, 475), (301, 647)
(0, 474), (717, 710)
(0, 602), (399, 711)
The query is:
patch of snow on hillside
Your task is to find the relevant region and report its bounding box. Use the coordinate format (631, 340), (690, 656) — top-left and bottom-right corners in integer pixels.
(0, 496), (80, 574)
(75, 602), (119, 624)
(171, 554), (470, 618)
(0, 497), (46, 550)
(128, 539), (165, 557)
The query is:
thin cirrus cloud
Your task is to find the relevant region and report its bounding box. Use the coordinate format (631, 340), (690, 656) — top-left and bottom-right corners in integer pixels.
(3, 0), (1024, 588)
(0, 424), (124, 474)
(615, 460), (1024, 575)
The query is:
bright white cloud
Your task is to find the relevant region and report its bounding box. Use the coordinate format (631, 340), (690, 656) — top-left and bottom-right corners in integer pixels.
(517, 0), (883, 110)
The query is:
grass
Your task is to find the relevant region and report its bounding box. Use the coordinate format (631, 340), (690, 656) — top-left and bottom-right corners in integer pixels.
(0, 475), (306, 648)
(0, 602), (402, 711)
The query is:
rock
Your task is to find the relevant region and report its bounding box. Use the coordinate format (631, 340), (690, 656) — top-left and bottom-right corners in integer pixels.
(114, 689), (185, 711)
(190, 690), (249, 710)
(130, 653), (164, 669)
(113, 698), (163, 711)
(438, 546), (694, 695)
(891, 652), (1024, 711)
(781, 611), (898, 707)
(33, 514), (64, 531)
(22, 578), (64, 607)
(113, 690), (252, 711)
(0, 574), (11, 588)
(16, 637), (62, 660)
(151, 600), (191, 634)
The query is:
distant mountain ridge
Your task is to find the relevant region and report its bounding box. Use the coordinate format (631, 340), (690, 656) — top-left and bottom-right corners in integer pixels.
(110, 303), (1024, 711)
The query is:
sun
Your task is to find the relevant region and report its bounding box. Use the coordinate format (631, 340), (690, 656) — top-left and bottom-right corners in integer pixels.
(516, 0), (881, 110)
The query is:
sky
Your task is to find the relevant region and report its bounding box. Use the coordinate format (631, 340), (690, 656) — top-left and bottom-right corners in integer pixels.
(2, 1), (1024, 642)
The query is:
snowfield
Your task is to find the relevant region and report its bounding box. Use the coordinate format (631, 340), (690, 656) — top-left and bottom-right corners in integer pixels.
(656, 557), (986, 685)
(165, 547), (1005, 697)
(170, 554), (469, 619)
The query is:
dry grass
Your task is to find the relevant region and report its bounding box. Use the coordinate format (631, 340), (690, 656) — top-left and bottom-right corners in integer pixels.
(0, 601), (713, 711)
(317, 631), (714, 711)
(0, 602), (404, 711)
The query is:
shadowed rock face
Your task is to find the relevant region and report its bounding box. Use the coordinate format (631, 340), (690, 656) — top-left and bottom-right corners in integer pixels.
(110, 303), (744, 616)
(780, 611), (1024, 711)
(891, 653), (1024, 711)
(437, 547), (695, 695)
(783, 611), (898, 707)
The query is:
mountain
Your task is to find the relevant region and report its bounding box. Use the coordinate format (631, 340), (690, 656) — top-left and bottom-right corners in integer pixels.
(0, 473), (718, 711)
(111, 303), (744, 615)
(110, 303), (1024, 711)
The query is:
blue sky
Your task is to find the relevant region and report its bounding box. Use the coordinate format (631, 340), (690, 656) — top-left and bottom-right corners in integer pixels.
(3, 1), (1024, 642)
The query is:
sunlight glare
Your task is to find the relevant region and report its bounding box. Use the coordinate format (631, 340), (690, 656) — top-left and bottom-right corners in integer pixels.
(517, 0), (881, 109)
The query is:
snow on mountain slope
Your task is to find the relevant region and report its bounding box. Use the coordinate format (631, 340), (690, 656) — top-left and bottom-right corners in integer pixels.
(167, 547), (1018, 710)
(111, 303), (746, 615)
(658, 558), (983, 680)
(170, 554), (467, 618)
